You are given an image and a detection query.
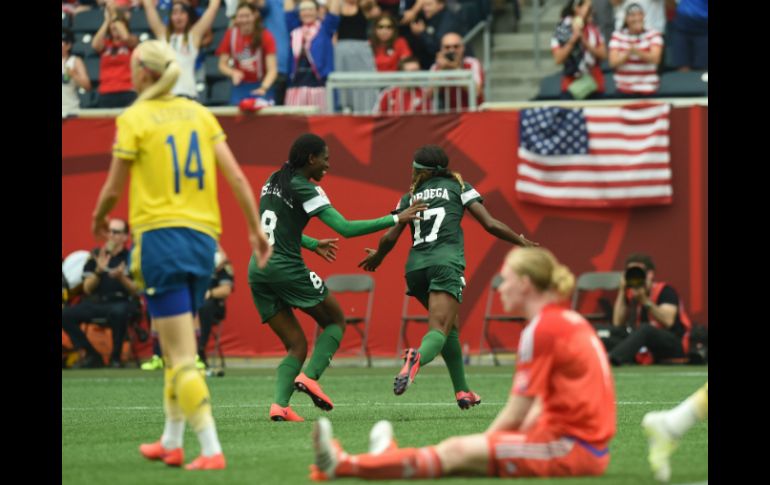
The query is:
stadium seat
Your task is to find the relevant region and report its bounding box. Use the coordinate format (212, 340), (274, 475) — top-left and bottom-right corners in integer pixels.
(657, 70), (708, 97)
(72, 33), (98, 58)
(478, 274), (526, 366)
(205, 56), (226, 81)
(212, 6), (230, 30)
(535, 72), (563, 100)
(84, 57), (101, 84)
(72, 8), (104, 33)
(207, 80), (231, 106)
(78, 89), (99, 109)
(570, 271), (622, 323)
(396, 292), (429, 359)
(195, 82), (208, 105)
(313, 275), (375, 367)
(129, 7), (150, 32)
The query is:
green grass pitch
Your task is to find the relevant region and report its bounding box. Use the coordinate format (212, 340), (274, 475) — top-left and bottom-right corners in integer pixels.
(62, 365), (707, 485)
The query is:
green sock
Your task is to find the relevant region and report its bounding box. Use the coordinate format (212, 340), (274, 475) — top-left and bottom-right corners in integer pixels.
(275, 355), (302, 407)
(304, 324), (344, 380)
(441, 328), (470, 393)
(418, 328), (447, 366)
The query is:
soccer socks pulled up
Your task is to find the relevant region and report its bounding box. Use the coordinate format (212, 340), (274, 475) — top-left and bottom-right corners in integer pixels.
(161, 368), (185, 449)
(275, 355), (303, 407)
(441, 328), (470, 393)
(304, 324), (343, 380)
(336, 447), (442, 479)
(664, 382), (709, 438)
(170, 364), (222, 456)
(418, 329), (446, 366)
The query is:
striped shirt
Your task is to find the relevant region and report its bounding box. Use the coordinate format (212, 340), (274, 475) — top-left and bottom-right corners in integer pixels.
(609, 29), (663, 94)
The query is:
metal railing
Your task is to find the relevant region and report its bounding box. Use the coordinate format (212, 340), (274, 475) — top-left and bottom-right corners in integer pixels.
(463, 14), (492, 104)
(325, 70), (477, 115)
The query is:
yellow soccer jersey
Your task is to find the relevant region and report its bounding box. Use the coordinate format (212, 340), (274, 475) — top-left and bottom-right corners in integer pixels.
(113, 96), (226, 240)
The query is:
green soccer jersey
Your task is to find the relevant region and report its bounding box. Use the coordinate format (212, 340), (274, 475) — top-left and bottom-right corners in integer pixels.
(250, 172), (332, 280)
(396, 177), (483, 273)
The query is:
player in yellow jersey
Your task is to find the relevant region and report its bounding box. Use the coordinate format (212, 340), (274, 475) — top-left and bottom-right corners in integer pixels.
(91, 40), (271, 471)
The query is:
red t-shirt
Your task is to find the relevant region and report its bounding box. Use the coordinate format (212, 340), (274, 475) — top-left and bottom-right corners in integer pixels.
(374, 86), (432, 114)
(512, 304), (616, 446)
(373, 37), (413, 72)
(215, 28), (277, 83)
(98, 39), (133, 94)
(429, 56), (485, 109)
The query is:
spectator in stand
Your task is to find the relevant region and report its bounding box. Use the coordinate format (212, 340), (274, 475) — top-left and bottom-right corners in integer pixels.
(257, 0), (292, 105)
(373, 56), (431, 114)
(410, 0), (464, 70)
(62, 0), (100, 15)
(92, 1), (139, 107)
(551, 0), (607, 100)
(613, 0), (668, 38)
(335, 0), (381, 113)
(370, 12), (412, 72)
(608, 3), (663, 97)
(283, 0), (341, 111)
(62, 28), (92, 118)
(217, 2), (279, 106)
(669, 0), (707, 71)
(429, 32), (483, 110)
(141, 0), (222, 100)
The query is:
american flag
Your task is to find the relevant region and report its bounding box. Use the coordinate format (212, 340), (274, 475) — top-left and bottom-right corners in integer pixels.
(516, 103), (672, 208)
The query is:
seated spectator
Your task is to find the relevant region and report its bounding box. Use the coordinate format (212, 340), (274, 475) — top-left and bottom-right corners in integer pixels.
(197, 247), (235, 367)
(373, 56), (431, 114)
(669, 0), (707, 71)
(551, 0), (607, 100)
(410, 0), (464, 70)
(62, 28), (92, 118)
(608, 253), (692, 366)
(61, 218), (138, 368)
(283, 0), (341, 111)
(92, 3), (139, 107)
(429, 32), (483, 110)
(609, 3), (663, 97)
(370, 12), (412, 72)
(141, 0), (222, 100)
(335, 0), (380, 113)
(217, 2), (279, 105)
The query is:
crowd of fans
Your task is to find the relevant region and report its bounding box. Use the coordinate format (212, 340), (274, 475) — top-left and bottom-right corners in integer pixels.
(62, 0), (707, 115)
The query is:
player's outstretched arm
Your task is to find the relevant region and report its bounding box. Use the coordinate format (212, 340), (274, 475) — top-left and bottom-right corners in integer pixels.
(316, 200), (427, 239)
(301, 234), (339, 263)
(467, 201), (538, 247)
(92, 157), (131, 240)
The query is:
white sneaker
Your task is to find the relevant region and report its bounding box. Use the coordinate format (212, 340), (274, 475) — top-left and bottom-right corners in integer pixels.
(313, 417), (340, 479)
(368, 420), (395, 455)
(642, 411), (679, 482)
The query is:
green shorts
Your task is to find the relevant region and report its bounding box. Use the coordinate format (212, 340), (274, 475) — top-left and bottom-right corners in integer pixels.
(405, 265), (466, 307)
(249, 267), (329, 322)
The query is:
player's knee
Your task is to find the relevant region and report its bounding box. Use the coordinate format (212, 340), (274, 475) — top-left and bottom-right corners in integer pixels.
(437, 436), (467, 465)
(287, 338), (308, 361)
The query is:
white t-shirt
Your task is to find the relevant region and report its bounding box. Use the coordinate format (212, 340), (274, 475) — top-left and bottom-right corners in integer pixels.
(168, 32), (200, 98)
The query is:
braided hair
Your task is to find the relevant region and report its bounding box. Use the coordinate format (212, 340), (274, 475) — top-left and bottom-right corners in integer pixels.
(409, 145), (464, 195)
(274, 133), (327, 201)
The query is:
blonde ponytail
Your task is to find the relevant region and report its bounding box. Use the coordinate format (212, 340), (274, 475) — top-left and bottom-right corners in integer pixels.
(133, 40), (180, 102)
(505, 247), (575, 298)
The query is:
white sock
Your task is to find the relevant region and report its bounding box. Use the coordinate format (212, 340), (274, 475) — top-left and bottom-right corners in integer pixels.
(160, 419), (185, 449)
(662, 397), (699, 438)
(197, 423), (223, 456)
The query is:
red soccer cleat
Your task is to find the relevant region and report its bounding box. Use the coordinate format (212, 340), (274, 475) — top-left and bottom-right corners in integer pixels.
(455, 390), (482, 410)
(139, 440), (184, 467)
(295, 372), (334, 411)
(185, 453), (226, 470)
(270, 403), (305, 422)
(394, 348), (421, 395)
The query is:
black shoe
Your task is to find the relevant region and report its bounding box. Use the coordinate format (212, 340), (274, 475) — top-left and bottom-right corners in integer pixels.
(73, 353), (104, 369)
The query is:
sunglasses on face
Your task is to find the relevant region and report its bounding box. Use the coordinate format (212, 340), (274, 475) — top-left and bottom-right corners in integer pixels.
(109, 229), (126, 235)
(442, 44), (461, 50)
(377, 24), (394, 29)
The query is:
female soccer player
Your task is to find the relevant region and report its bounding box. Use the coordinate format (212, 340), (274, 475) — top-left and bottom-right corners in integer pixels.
(311, 247), (617, 481)
(91, 40), (271, 470)
(358, 145), (537, 407)
(249, 133), (427, 422)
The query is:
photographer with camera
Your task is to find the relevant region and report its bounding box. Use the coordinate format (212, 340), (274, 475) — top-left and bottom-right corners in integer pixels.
(429, 32), (483, 111)
(608, 253), (692, 366)
(62, 218), (139, 368)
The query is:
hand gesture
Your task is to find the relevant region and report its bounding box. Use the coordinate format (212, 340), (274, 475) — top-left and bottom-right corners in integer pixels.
(314, 238), (339, 263)
(397, 200), (429, 223)
(357, 248), (382, 272)
(231, 69), (245, 86)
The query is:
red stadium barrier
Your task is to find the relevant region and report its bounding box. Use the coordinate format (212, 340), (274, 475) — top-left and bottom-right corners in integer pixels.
(62, 108), (708, 357)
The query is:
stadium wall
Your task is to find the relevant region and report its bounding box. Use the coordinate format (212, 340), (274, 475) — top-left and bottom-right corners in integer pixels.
(62, 107), (708, 357)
